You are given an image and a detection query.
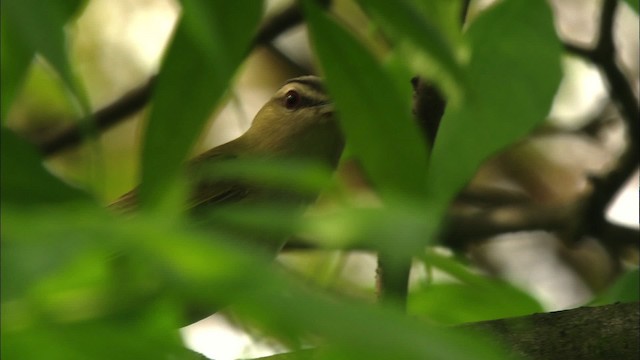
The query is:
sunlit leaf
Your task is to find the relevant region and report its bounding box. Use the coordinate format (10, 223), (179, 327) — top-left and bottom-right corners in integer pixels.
(1, 0), (87, 112)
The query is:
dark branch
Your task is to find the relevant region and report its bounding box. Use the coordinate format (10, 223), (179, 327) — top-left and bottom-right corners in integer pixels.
(563, 0), (639, 245)
(265, 43), (313, 76)
(255, 302), (640, 360)
(38, 76), (155, 155)
(252, 0), (330, 47)
(468, 301), (640, 360)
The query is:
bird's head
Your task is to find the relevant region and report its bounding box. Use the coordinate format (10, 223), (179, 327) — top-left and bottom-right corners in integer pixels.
(241, 76), (343, 165)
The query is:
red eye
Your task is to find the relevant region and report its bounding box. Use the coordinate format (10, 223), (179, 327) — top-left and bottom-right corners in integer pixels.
(284, 90), (301, 109)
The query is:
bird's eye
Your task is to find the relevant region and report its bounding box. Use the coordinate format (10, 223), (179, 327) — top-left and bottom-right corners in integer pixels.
(284, 90), (301, 109)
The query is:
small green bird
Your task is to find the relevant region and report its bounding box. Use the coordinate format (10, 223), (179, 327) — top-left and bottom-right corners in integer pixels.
(111, 76), (343, 246)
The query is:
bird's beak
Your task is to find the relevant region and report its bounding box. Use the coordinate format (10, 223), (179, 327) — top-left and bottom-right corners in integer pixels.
(317, 102), (334, 116)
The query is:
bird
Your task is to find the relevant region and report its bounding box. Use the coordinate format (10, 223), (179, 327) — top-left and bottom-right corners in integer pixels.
(110, 75), (344, 249)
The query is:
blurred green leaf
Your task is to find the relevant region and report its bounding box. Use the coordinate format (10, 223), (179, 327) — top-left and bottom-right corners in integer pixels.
(1, 203), (260, 359)
(409, 251), (542, 325)
(410, 282), (542, 325)
(624, 0), (639, 12)
(10, 61), (80, 122)
(356, 0), (464, 95)
(302, 205), (438, 253)
(236, 279), (513, 360)
(427, 0), (562, 206)
(0, 1), (601, 359)
(0, 129), (89, 205)
(0, 20), (33, 120)
(592, 268), (640, 305)
(3, 203), (512, 360)
(410, 0), (464, 45)
(1, 0), (87, 112)
(196, 157), (335, 196)
(139, 1), (262, 209)
(303, 0), (430, 203)
(2, 310), (192, 360)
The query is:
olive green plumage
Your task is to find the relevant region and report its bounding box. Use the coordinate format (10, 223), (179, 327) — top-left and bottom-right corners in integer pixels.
(111, 76), (343, 241)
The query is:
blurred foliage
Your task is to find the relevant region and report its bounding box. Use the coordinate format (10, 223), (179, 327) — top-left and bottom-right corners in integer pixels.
(2, 0), (636, 359)
(1, 130), (89, 204)
(409, 250), (543, 325)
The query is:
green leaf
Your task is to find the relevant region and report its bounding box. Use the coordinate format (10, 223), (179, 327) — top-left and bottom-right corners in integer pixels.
(410, 282), (542, 325)
(301, 205), (437, 254)
(427, 0), (562, 205)
(196, 156), (335, 195)
(410, 251), (542, 324)
(0, 20), (33, 121)
(1, 204), (261, 359)
(1, 0), (87, 113)
(3, 204), (511, 360)
(303, 0), (430, 202)
(0, 129), (88, 205)
(356, 0), (464, 92)
(624, 0), (639, 13)
(2, 306), (191, 360)
(410, 0), (465, 45)
(139, 1), (262, 209)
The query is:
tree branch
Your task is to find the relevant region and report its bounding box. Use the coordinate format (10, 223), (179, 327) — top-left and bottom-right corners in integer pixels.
(38, 76), (156, 155)
(468, 301), (640, 360)
(252, 302), (640, 360)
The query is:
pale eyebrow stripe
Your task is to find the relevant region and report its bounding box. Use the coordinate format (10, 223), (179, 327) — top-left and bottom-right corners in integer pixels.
(285, 77), (325, 93)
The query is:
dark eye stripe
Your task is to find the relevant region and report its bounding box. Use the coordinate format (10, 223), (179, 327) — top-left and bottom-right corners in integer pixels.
(281, 92), (329, 109)
(293, 96), (329, 108)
